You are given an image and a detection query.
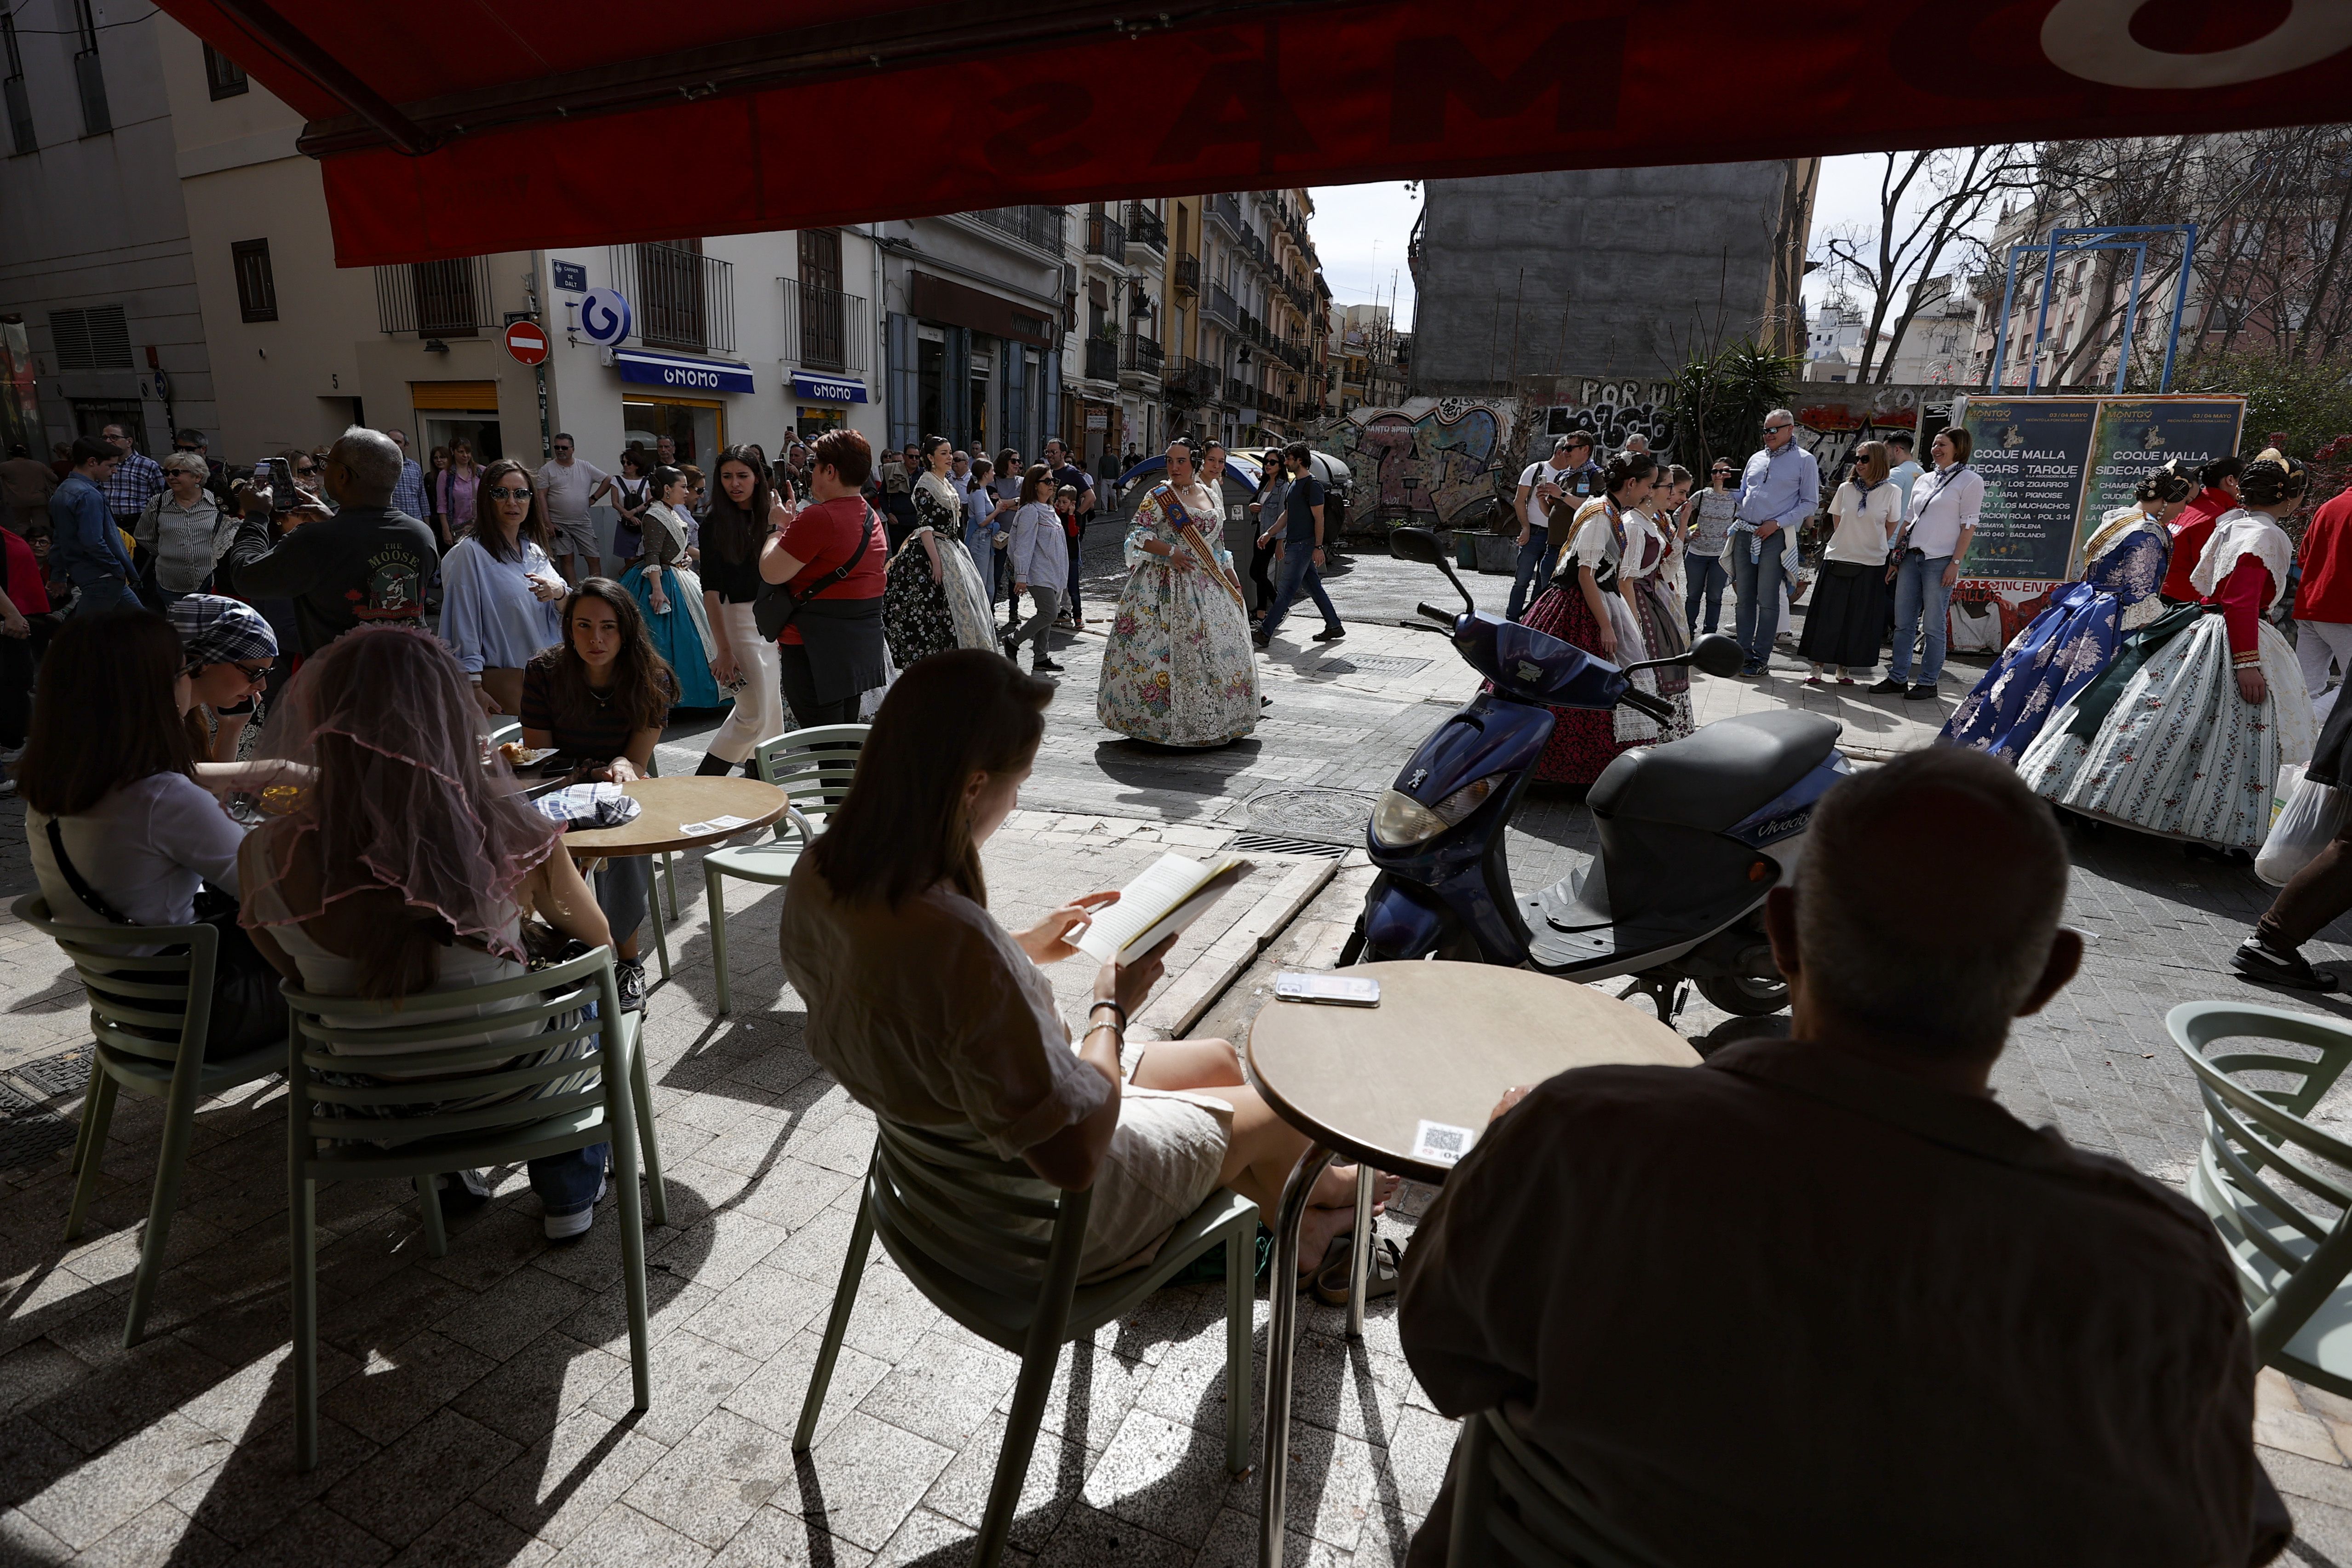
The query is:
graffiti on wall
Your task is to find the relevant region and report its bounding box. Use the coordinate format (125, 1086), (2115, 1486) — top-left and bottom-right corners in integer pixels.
(1791, 384), (1954, 485)
(1331, 397), (1520, 527)
(1539, 378), (1676, 466)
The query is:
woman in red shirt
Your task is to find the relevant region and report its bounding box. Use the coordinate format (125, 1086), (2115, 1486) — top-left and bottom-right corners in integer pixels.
(758, 429), (889, 726)
(2158, 454), (2242, 606)
(0, 522), (51, 762)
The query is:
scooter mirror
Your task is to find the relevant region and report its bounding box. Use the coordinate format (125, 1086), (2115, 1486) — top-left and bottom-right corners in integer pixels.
(1389, 527), (1446, 566)
(1687, 633), (1745, 678)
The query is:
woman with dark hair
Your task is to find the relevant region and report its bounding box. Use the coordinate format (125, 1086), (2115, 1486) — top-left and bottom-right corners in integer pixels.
(608, 447), (652, 570)
(619, 465), (723, 711)
(1798, 441), (1901, 686)
(431, 438), (486, 548)
(754, 428), (889, 730)
(1515, 453), (1663, 786)
(241, 626), (617, 1239)
(2023, 451), (2315, 850)
(1005, 463), (1067, 673)
(20, 607), (288, 1053)
(1097, 438), (1258, 746)
(521, 580), (678, 1010)
(883, 434), (995, 670)
(695, 446), (790, 775)
(441, 456), (564, 716)
(779, 651), (1391, 1281)
(2159, 453), (2245, 607)
(1943, 458), (2188, 761)
(425, 445), (455, 548)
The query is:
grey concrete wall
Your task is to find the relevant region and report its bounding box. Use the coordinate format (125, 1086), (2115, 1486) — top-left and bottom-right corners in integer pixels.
(1411, 163), (1793, 392)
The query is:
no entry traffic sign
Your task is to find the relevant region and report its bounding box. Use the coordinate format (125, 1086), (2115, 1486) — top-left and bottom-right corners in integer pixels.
(504, 319), (550, 366)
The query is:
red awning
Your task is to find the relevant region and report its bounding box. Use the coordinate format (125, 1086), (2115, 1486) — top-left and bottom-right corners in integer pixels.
(158, 0), (2352, 267)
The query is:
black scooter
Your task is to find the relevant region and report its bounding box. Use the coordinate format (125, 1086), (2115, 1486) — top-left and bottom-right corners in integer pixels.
(1341, 527), (1850, 1021)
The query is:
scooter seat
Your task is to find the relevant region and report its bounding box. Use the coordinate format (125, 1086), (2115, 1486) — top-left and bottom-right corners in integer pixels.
(1589, 710), (1841, 833)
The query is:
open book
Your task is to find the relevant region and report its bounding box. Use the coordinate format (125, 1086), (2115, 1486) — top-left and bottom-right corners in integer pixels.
(1075, 853), (1253, 964)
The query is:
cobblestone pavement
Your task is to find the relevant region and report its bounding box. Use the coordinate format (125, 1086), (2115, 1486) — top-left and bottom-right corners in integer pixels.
(7, 538), (2352, 1564)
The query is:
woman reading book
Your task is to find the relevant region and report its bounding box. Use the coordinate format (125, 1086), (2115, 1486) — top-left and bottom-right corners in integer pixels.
(779, 649), (1392, 1281)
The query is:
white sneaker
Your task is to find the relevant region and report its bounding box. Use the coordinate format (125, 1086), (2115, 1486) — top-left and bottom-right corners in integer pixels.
(543, 1168), (609, 1240)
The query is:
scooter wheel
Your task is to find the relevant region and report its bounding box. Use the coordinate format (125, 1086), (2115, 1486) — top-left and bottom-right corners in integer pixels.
(1337, 924), (1367, 967)
(1696, 970), (1790, 1017)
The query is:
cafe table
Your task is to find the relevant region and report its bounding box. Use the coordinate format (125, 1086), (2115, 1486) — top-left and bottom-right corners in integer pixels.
(560, 776), (790, 977)
(1245, 961), (1701, 1567)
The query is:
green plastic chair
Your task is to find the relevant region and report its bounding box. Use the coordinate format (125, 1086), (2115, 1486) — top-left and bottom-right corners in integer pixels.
(703, 723), (868, 1014)
(283, 946), (658, 1469)
(1445, 1408), (1665, 1567)
(796, 1120), (1258, 1568)
(2172, 1000), (2352, 1396)
(15, 894), (283, 1348)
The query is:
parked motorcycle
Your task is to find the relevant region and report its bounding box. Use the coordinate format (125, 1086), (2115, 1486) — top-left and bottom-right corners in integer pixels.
(1341, 526), (1851, 1021)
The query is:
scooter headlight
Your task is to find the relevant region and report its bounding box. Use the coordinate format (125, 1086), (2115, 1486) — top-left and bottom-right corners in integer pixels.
(1370, 778), (1496, 848)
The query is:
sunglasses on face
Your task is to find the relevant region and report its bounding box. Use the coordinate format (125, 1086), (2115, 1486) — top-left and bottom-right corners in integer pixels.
(233, 660), (272, 681)
(488, 485), (531, 500)
(1764, 423), (1792, 434)
(293, 464), (318, 475)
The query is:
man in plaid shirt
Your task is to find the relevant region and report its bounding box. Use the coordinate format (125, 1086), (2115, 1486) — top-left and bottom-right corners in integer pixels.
(98, 421), (164, 530)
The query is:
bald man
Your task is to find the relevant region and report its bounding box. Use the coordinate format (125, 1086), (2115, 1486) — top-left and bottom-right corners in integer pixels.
(222, 426), (437, 653)
(1400, 747), (2280, 1566)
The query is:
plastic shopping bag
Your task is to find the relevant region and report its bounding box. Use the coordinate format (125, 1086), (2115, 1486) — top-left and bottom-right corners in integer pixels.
(1948, 599), (2002, 654)
(2256, 763), (2349, 887)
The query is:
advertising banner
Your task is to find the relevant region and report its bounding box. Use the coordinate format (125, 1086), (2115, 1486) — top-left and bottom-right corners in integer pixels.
(1952, 398), (2100, 589)
(2069, 398), (2246, 575)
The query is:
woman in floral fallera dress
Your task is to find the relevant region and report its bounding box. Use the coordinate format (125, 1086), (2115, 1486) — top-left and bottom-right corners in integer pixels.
(1098, 438), (1260, 746)
(1941, 459), (2190, 762)
(2019, 452), (2317, 851)
(883, 435), (996, 668)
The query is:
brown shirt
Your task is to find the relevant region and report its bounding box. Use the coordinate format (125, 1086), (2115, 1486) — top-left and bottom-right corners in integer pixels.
(1399, 1035), (2265, 1567)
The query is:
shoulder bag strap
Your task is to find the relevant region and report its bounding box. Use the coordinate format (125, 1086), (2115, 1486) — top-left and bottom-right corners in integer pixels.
(756, 504), (876, 640)
(45, 819), (138, 927)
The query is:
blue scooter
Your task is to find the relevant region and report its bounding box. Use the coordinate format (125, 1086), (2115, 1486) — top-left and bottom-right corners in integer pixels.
(1340, 527), (1851, 1021)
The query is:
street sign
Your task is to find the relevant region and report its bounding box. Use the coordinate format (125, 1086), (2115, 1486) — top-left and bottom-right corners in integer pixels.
(551, 259), (587, 294)
(579, 287), (631, 346)
(503, 319), (550, 366)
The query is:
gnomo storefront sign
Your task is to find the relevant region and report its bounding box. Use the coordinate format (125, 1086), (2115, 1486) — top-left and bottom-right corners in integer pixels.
(790, 371), (868, 404)
(614, 348), (756, 395)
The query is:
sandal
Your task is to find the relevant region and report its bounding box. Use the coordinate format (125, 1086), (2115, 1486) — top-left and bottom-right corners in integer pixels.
(1300, 1231), (1354, 1293)
(1836, 676), (1857, 686)
(1314, 1235), (1403, 1308)
(1802, 674), (1824, 687)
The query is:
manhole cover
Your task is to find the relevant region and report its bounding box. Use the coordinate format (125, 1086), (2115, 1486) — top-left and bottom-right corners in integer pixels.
(9, 1044), (92, 1101)
(0, 1080), (74, 1173)
(1242, 787), (1380, 845)
(1316, 654), (1430, 678)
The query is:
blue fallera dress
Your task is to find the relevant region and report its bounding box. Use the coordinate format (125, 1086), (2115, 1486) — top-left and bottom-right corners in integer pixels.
(620, 500), (727, 711)
(1939, 506), (2170, 762)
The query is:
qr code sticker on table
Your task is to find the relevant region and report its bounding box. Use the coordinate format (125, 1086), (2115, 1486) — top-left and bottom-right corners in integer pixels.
(1413, 1119), (1476, 1167)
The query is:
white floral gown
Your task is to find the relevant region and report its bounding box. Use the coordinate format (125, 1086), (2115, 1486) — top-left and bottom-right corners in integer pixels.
(1097, 481), (1260, 746)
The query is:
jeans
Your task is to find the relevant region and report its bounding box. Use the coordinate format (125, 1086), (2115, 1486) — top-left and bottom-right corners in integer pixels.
(1010, 584), (1060, 665)
(1684, 555), (1728, 634)
(1064, 525), (1084, 617)
(1259, 543), (1340, 640)
(1249, 534), (1278, 616)
(1507, 528), (1550, 621)
(592, 855), (649, 950)
(1888, 552), (1954, 683)
(528, 1144), (609, 1216)
(1727, 529), (1786, 668)
(70, 577), (142, 616)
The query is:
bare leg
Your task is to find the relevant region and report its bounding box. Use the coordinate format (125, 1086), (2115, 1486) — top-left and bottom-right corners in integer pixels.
(1130, 1038), (1397, 1271)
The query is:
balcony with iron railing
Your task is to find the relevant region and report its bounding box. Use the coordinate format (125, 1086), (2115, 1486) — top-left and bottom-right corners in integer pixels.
(611, 242), (736, 353)
(1205, 284), (1239, 330)
(1120, 333), (1164, 378)
(1174, 255), (1200, 296)
(1083, 333), (1120, 382)
(1206, 191), (1243, 236)
(1085, 211), (1126, 264)
(1124, 203), (1166, 252)
(1226, 376), (1253, 406)
(780, 278), (868, 373)
(964, 205), (1067, 255)
(376, 256), (496, 338)
(1165, 358), (1218, 401)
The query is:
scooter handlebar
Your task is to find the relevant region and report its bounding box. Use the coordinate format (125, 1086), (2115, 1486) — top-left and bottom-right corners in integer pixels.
(1417, 601), (1461, 626)
(1618, 687), (1678, 724)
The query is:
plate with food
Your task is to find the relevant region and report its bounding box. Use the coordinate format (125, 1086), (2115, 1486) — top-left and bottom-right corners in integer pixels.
(497, 741), (559, 769)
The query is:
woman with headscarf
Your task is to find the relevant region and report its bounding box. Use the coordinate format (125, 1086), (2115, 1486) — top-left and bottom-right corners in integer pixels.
(171, 591), (281, 764)
(1942, 458), (2190, 762)
(1097, 437), (1259, 747)
(239, 626), (618, 1239)
(2020, 452), (2317, 851)
(883, 435), (996, 669)
(619, 465), (724, 711)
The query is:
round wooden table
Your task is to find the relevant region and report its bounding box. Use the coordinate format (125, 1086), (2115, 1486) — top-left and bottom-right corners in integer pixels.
(560, 776), (789, 857)
(1244, 962), (1699, 1568)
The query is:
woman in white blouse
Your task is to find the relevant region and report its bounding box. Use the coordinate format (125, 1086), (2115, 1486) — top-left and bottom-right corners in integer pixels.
(440, 457), (565, 716)
(1798, 441), (1904, 685)
(780, 650), (1394, 1283)
(1874, 427), (1985, 698)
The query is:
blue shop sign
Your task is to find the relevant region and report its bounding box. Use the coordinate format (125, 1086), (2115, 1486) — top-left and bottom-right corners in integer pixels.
(614, 348), (756, 395)
(791, 372), (869, 404)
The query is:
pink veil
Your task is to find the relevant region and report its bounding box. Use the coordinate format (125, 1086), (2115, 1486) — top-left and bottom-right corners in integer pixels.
(240, 626), (563, 962)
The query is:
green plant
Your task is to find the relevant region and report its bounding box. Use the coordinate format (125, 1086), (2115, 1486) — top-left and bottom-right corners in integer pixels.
(1670, 340), (1800, 471)
(2167, 350), (2352, 461)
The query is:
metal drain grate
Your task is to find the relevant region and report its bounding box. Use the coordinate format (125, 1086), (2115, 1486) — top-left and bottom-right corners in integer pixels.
(1228, 831), (1351, 860)
(0, 1080), (75, 1172)
(1241, 786), (1379, 845)
(1315, 653), (1430, 677)
(9, 1044), (91, 1101)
